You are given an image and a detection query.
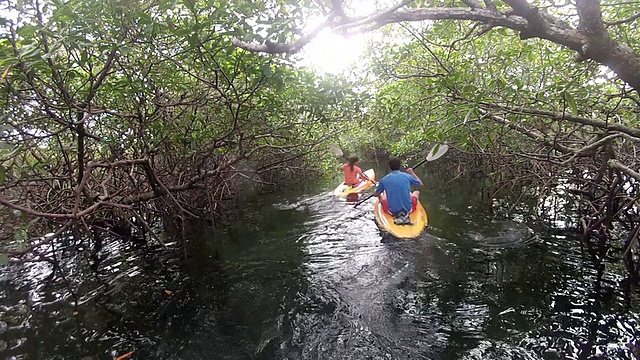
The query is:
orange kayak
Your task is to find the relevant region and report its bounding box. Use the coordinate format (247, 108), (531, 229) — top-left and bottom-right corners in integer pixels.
(373, 197), (428, 239)
(333, 169), (376, 198)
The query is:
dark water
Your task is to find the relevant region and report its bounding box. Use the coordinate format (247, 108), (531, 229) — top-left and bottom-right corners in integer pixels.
(1, 168), (640, 359)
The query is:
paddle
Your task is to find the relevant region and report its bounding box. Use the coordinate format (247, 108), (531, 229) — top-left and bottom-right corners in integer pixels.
(328, 144), (346, 159)
(353, 144), (449, 208)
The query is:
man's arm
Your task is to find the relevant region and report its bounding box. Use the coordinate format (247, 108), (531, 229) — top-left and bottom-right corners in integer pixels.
(406, 168), (424, 187)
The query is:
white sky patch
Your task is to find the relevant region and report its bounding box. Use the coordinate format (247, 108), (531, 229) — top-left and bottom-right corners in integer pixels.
(295, 0), (383, 75)
(0, 0), (21, 25)
(296, 29), (371, 75)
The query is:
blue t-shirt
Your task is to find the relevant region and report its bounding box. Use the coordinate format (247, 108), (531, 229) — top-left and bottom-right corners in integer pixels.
(375, 171), (421, 214)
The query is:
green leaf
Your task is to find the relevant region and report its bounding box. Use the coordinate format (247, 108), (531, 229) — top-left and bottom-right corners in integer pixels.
(14, 229), (27, 242)
(188, 34), (199, 47)
(173, 28), (191, 36)
(463, 108), (474, 125)
(17, 24), (38, 37)
(53, 6), (74, 21)
(0, 253), (8, 265)
(183, 0), (195, 11)
(261, 64), (272, 77)
(0, 164), (4, 185)
(496, 28), (510, 36)
(20, 45), (41, 59)
(564, 91), (577, 113)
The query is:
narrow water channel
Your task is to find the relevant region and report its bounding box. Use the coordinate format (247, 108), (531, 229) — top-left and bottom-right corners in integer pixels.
(1, 168), (639, 359)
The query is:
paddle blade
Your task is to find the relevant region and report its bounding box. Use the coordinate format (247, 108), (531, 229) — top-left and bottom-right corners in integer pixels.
(426, 144), (449, 161)
(328, 144), (343, 157)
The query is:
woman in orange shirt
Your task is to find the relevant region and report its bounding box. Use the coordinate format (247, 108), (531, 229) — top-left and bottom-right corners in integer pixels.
(341, 156), (370, 186)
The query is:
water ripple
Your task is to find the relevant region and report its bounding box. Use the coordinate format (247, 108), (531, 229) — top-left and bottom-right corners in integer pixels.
(0, 180), (639, 359)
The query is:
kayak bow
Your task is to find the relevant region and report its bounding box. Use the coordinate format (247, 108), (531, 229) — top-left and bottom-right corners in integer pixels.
(333, 169), (376, 198)
(373, 197), (428, 239)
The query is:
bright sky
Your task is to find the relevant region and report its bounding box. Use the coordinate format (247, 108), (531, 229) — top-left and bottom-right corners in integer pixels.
(296, 29), (371, 75)
(296, 1), (381, 75)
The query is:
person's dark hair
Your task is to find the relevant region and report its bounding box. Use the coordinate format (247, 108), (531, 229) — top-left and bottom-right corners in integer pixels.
(348, 156), (359, 171)
(388, 157), (402, 171)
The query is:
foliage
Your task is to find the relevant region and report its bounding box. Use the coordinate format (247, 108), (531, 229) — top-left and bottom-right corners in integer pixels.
(0, 0), (361, 260)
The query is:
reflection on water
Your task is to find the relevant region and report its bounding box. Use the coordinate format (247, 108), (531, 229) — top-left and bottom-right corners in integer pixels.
(0, 171), (639, 359)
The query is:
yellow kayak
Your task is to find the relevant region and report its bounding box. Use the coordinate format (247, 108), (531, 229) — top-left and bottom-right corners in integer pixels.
(373, 197), (428, 239)
(333, 169), (376, 197)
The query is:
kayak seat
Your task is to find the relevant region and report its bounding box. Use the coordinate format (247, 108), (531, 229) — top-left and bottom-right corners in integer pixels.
(381, 197), (417, 216)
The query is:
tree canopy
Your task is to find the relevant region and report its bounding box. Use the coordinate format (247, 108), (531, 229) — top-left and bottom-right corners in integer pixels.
(233, 0), (640, 93)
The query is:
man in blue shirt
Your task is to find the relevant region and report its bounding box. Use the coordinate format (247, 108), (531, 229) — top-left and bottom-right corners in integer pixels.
(374, 157), (423, 224)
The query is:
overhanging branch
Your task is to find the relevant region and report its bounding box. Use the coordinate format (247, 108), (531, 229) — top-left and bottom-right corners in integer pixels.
(478, 101), (640, 139)
(609, 159), (640, 182)
(230, 2), (640, 92)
